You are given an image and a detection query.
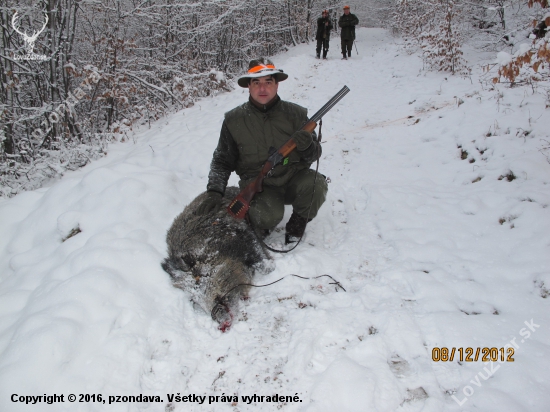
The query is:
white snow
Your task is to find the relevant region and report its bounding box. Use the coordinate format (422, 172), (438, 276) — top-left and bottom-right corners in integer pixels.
(1, 28), (549, 412)
(495, 51), (512, 66)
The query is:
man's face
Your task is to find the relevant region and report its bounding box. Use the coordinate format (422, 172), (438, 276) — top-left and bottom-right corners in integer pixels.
(322, 12), (328, 18)
(248, 76), (278, 105)
(344, 8), (350, 15)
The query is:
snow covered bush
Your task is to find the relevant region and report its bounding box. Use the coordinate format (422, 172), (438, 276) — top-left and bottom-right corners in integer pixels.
(494, 37), (550, 84)
(491, 1), (550, 111)
(494, 11), (550, 85)
(392, 0), (470, 74)
(419, 0), (470, 74)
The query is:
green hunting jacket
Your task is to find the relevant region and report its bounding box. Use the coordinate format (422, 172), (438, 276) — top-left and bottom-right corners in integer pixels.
(338, 13), (359, 40)
(206, 96), (321, 195)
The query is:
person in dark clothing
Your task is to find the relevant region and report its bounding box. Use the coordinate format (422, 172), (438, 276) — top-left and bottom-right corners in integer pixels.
(316, 9), (333, 59)
(338, 5), (359, 60)
(196, 58), (328, 244)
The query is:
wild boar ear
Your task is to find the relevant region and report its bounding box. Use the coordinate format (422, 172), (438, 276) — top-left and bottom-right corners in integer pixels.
(161, 258), (168, 271)
(161, 257), (179, 277)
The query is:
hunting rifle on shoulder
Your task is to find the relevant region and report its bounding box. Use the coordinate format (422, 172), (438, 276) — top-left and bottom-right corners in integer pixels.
(227, 85), (351, 219)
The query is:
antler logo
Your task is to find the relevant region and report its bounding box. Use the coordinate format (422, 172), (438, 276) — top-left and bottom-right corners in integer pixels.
(11, 10), (49, 61)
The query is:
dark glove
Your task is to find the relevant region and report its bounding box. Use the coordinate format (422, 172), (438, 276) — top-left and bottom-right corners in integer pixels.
(195, 191), (222, 215)
(292, 130), (313, 152)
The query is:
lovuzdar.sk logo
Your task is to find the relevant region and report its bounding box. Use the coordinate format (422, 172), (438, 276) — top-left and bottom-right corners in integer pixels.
(11, 9), (49, 61)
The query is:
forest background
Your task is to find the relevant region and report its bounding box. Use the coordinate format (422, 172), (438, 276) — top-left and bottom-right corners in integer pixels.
(1, 0), (549, 197)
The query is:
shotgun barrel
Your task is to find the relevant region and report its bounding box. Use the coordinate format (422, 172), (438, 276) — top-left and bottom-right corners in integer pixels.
(309, 85), (350, 123)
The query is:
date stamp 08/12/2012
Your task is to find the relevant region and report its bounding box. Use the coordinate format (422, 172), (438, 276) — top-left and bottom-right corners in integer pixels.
(431, 347), (515, 362)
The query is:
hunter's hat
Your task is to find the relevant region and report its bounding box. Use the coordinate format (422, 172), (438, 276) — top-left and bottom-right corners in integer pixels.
(343, 5), (350, 9)
(237, 58), (288, 88)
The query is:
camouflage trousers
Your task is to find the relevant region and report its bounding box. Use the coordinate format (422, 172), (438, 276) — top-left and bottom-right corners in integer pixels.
(245, 168), (328, 230)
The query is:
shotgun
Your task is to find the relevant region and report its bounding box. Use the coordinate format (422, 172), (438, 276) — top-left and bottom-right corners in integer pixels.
(227, 85), (350, 219)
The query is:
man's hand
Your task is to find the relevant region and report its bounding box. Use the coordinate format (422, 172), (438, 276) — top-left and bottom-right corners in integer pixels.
(292, 130), (313, 152)
(195, 192), (222, 215)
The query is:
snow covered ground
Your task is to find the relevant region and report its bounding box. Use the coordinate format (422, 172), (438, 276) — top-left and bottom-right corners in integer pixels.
(1, 28), (549, 412)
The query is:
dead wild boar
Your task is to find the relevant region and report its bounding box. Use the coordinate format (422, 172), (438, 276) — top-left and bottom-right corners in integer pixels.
(162, 187), (269, 331)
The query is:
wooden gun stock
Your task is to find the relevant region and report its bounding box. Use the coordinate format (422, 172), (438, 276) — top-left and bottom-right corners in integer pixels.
(227, 86), (350, 219)
(227, 120), (317, 219)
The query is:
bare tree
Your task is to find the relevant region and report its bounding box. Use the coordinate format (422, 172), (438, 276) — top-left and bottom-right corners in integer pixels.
(1, 0), (321, 197)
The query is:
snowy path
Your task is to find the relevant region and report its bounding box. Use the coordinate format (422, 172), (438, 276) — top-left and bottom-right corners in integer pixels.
(1, 29), (549, 412)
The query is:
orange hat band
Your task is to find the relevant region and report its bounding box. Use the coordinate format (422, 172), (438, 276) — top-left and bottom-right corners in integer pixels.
(248, 64), (276, 74)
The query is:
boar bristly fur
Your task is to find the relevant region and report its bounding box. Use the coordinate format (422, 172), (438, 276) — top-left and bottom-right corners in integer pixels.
(162, 187), (268, 331)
